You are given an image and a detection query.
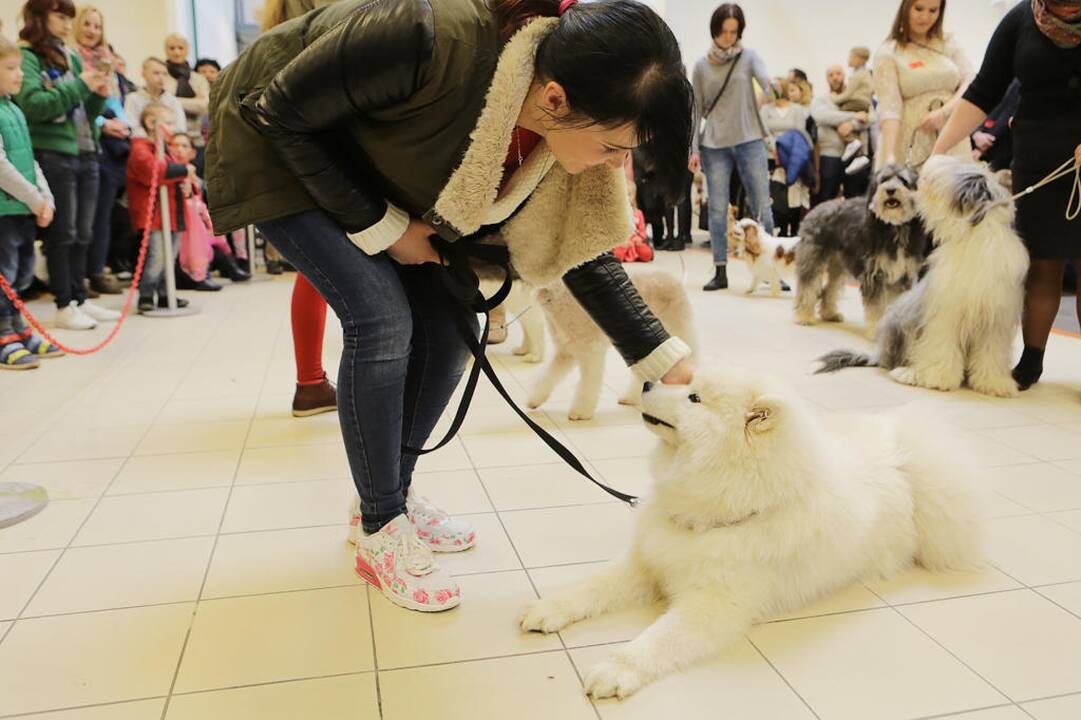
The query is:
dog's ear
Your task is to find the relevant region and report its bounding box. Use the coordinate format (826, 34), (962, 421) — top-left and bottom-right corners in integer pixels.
(745, 395), (783, 435)
(993, 168), (1013, 193)
(955, 172), (998, 225)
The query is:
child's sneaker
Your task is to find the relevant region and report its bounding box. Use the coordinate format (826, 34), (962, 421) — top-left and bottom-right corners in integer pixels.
(0, 341), (40, 370)
(354, 514), (461, 612)
(348, 495), (476, 551)
(842, 139), (862, 163)
(55, 301), (96, 330)
(845, 155), (871, 176)
(21, 334), (64, 359)
(138, 296), (155, 314)
(80, 300), (121, 322)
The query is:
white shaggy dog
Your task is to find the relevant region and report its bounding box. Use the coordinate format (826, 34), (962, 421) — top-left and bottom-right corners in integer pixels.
(816, 155), (1028, 397)
(731, 218), (799, 296)
(500, 281), (547, 364)
(519, 365), (985, 699)
(526, 268), (697, 420)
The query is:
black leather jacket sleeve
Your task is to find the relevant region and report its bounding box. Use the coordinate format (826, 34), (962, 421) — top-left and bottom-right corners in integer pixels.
(562, 254), (671, 366)
(243, 1), (435, 233)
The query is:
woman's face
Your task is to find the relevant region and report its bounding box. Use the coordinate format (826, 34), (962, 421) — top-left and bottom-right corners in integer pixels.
(197, 64), (219, 84)
(78, 11), (103, 47)
(165, 37), (189, 64)
(713, 18), (740, 51)
(46, 11), (74, 40)
(547, 121), (636, 175)
(907, 0), (941, 38)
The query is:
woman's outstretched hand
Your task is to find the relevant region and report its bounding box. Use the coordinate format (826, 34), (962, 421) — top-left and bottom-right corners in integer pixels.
(387, 218), (440, 265)
(1074, 143), (1081, 168)
(661, 357), (695, 385)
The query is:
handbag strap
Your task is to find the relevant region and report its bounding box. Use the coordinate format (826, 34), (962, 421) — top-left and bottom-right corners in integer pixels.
(401, 237), (640, 507)
(700, 52), (743, 130)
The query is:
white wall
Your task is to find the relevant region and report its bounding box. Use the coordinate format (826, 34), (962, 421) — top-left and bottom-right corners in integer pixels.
(663, 0), (1018, 94)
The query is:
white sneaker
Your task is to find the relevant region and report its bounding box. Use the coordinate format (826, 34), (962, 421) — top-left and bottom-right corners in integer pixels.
(79, 300), (121, 322)
(348, 495), (476, 552)
(55, 301), (97, 330)
(845, 155), (871, 176)
(354, 514), (461, 612)
(842, 139), (862, 163)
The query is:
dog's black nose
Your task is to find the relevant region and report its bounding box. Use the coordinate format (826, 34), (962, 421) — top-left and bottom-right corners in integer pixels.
(642, 381), (653, 393)
(886, 187), (897, 195)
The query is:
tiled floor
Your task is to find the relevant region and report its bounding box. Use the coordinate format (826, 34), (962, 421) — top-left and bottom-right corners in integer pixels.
(1, 244), (1081, 720)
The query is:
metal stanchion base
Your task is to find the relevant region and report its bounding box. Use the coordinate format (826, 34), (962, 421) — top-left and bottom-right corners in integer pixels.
(0, 483), (48, 529)
(140, 306), (201, 318)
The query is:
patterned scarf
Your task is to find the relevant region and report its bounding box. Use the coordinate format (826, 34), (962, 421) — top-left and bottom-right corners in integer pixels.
(707, 41), (743, 66)
(167, 60), (195, 99)
(1032, 0), (1081, 49)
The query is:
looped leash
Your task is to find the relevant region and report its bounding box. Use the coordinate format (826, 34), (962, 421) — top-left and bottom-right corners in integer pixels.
(1009, 154), (1081, 221)
(401, 237), (640, 508)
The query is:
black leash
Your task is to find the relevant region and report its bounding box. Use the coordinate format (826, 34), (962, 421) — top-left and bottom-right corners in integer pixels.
(401, 237), (640, 508)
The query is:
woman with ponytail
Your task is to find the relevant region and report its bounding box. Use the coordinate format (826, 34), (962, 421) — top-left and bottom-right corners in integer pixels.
(207, 0), (694, 613)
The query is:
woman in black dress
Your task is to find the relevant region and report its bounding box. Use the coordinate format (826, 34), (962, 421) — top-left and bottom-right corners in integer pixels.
(933, 0), (1081, 392)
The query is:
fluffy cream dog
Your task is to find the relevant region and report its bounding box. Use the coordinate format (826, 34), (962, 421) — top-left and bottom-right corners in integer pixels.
(731, 218), (799, 296)
(526, 268), (697, 420)
(816, 155), (1028, 397)
(519, 365), (985, 699)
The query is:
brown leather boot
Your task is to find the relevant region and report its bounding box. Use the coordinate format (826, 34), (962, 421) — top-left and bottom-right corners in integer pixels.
(292, 376), (338, 417)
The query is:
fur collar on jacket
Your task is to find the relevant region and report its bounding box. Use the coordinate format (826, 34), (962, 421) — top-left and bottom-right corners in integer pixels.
(432, 18), (632, 286)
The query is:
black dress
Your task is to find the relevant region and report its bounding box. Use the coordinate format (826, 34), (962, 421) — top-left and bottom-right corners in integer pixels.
(964, 1), (1081, 259)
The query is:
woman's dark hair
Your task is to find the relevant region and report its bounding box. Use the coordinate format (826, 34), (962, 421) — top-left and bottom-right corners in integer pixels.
(19, 0), (76, 71)
(709, 3), (746, 40)
(492, 0), (694, 200)
(789, 68), (809, 83)
(195, 58), (221, 72)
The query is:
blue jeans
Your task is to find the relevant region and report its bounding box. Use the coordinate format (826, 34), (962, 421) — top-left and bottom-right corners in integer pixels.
(90, 152), (127, 276)
(36, 150), (99, 307)
(701, 140), (773, 265)
(137, 230), (182, 298)
(0, 215), (36, 330)
(258, 210), (476, 534)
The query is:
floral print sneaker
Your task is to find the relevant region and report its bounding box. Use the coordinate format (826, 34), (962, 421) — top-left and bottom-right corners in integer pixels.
(354, 514), (460, 612)
(348, 495), (476, 552)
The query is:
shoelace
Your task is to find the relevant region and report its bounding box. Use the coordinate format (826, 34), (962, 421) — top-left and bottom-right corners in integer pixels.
(406, 495), (445, 521)
(397, 529), (435, 577)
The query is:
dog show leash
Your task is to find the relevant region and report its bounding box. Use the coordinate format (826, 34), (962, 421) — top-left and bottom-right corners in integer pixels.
(400, 237), (641, 508)
(1007, 153), (1081, 220)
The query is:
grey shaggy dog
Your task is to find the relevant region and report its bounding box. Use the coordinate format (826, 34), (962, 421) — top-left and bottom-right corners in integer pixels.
(793, 164), (931, 337)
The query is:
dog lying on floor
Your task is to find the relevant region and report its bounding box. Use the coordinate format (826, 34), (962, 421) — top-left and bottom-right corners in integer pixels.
(815, 155), (1028, 397)
(793, 164), (930, 337)
(730, 218), (799, 296)
(526, 268), (697, 420)
(519, 365), (985, 699)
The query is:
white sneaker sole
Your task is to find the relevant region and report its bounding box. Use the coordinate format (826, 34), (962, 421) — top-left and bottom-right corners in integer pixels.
(353, 553), (461, 612)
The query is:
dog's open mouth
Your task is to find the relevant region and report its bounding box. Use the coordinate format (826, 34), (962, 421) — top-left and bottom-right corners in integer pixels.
(642, 413), (675, 429)
(884, 198), (902, 210)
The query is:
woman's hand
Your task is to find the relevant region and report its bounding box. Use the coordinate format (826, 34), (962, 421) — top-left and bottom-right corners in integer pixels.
(1074, 143), (1081, 168)
(102, 118), (130, 139)
(387, 218), (440, 265)
(33, 199), (53, 228)
(972, 130), (995, 153)
(80, 69), (110, 97)
(918, 107), (947, 132)
(688, 153), (701, 173)
(660, 357), (695, 385)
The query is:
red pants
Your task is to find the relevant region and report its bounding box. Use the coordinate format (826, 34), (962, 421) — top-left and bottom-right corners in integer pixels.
(291, 274), (329, 385)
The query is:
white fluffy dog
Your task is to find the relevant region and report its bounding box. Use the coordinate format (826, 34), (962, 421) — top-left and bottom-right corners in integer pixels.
(526, 268), (697, 420)
(500, 281), (546, 364)
(816, 155), (1028, 397)
(519, 365), (985, 699)
(731, 218), (799, 296)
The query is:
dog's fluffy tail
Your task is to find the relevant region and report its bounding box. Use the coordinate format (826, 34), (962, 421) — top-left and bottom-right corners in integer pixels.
(894, 408), (986, 571)
(814, 350), (877, 374)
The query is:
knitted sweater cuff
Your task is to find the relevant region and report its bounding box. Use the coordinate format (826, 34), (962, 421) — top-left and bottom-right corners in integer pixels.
(631, 336), (693, 382)
(347, 202), (409, 255)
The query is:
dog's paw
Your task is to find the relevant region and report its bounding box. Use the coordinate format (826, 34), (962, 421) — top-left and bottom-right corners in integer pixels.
(889, 366), (918, 386)
(523, 353), (544, 364)
(794, 312), (817, 326)
(519, 597), (574, 634)
(819, 309), (845, 323)
(584, 658), (646, 700)
(911, 366), (963, 392)
(512, 345), (529, 357)
(567, 408), (595, 421)
(970, 375), (1020, 398)
(526, 392), (547, 410)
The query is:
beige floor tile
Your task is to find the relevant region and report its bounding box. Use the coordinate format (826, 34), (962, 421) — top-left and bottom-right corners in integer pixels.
(156, 395), (258, 425)
(1023, 693), (1081, 719)
(108, 450), (240, 495)
(500, 504), (635, 568)
(408, 469), (493, 515)
(770, 582), (887, 621)
(221, 479), (354, 533)
(0, 499), (95, 553)
(19, 427), (144, 463)
(900, 590), (1081, 700)
(167, 674), (378, 720)
(562, 423), (659, 461)
(528, 562), (663, 647)
(1036, 581), (1081, 618)
(73, 488), (229, 546)
(985, 491), (1036, 518)
(25, 537), (214, 616)
(0, 550), (60, 620)
(174, 586), (373, 693)
(571, 640), (816, 720)
(865, 566), (1023, 606)
(988, 515), (1081, 586)
(0, 458), (123, 500)
(478, 462), (612, 511)
(0, 432), (37, 468)
(961, 431), (1040, 468)
(380, 652), (594, 720)
(461, 429), (576, 468)
(457, 400), (555, 435)
(750, 607), (1005, 720)
(1045, 508), (1081, 533)
(943, 708), (1037, 720)
(14, 699), (167, 719)
(234, 443), (349, 485)
(980, 425), (1081, 463)
(412, 437), (474, 473)
(135, 420), (250, 456)
(202, 525), (359, 599)
(245, 415), (343, 448)
(370, 570), (561, 669)
(1057, 458), (1081, 476)
(589, 457), (661, 500)
(985, 463), (1081, 512)
(0, 603), (192, 716)
(436, 513), (522, 576)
